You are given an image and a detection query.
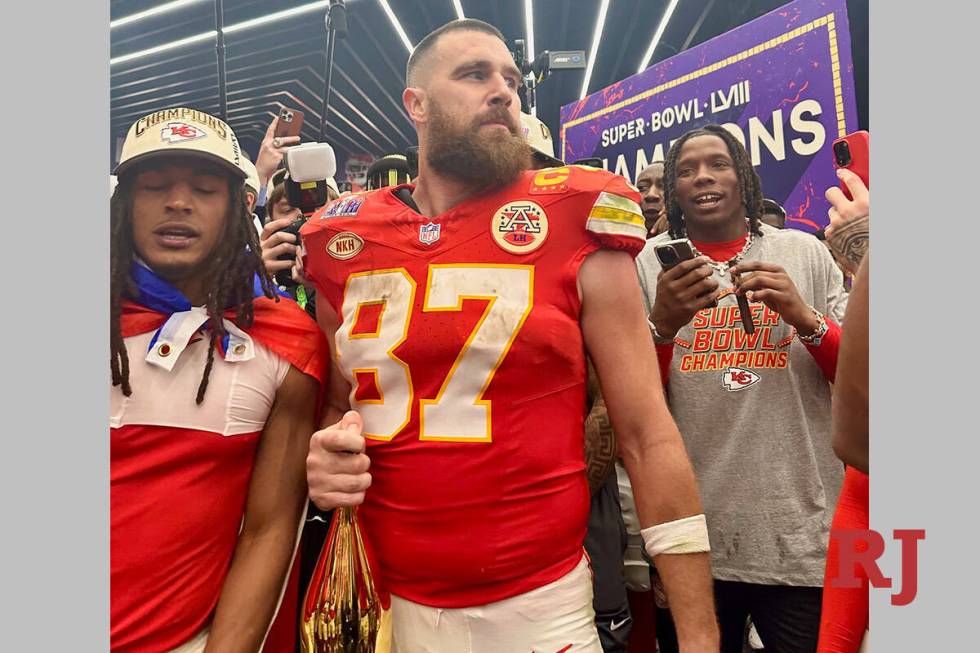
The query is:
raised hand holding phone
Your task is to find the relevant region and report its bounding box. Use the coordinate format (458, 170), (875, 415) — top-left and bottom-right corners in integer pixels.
(274, 107), (305, 139)
(832, 130), (869, 200)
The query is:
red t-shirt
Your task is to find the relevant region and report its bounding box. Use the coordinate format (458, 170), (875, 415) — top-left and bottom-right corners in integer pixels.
(302, 166), (646, 607)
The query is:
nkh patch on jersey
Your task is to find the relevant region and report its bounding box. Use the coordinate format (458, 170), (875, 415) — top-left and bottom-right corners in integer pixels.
(327, 232), (364, 260)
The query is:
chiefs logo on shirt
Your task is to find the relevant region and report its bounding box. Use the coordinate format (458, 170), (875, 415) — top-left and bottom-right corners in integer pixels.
(723, 367), (761, 391)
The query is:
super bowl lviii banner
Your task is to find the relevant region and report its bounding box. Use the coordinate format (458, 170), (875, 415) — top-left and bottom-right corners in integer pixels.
(559, 0), (859, 231)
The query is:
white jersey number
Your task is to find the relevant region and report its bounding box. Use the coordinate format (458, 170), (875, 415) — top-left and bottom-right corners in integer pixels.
(336, 265), (533, 441)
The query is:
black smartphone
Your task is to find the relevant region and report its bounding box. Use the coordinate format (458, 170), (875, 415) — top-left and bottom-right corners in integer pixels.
(654, 238), (697, 269)
(274, 216), (308, 288)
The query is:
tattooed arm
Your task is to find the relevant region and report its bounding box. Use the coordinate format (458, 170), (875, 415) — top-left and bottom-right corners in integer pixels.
(825, 168), (870, 275)
(827, 216), (869, 276)
(584, 359), (618, 494)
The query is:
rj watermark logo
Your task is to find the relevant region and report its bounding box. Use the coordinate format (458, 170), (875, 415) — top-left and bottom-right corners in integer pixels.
(830, 529), (925, 606)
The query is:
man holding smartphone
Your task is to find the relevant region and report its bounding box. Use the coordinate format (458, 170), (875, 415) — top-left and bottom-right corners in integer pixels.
(637, 124), (847, 653)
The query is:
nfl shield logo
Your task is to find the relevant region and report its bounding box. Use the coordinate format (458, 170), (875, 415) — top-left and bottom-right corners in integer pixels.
(419, 222), (441, 245)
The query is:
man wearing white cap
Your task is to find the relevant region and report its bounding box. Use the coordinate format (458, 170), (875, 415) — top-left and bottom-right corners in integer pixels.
(240, 156), (263, 235)
(109, 107), (326, 653)
(520, 111), (564, 168)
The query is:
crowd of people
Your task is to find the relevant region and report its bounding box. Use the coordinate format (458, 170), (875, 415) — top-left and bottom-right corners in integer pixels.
(109, 17), (870, 653)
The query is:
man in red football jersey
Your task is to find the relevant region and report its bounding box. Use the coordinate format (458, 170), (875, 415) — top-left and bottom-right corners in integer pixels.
(302, 19), (718, 652)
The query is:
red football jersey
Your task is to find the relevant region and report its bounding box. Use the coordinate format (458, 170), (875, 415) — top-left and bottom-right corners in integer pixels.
(301, 166), (645, 607)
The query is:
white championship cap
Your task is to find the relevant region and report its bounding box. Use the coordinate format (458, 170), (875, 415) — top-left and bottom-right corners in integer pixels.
(520, 112), (564, 167)
(240, 156), (260, 195)
(114, 107), (245, 179)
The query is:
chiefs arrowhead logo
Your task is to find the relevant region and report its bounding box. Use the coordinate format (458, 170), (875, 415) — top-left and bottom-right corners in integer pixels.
(161, 122), (206, 143)
(722, 367), (760, 392)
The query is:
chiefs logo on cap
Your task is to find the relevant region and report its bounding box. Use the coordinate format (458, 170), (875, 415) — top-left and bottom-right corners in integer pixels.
(491, 200), (549, 254)
(722, 367), (761, 391)
(161, 122), (207, 143)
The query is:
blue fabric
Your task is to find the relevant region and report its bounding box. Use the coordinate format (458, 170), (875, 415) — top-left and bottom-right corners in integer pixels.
(128, 260), (284, 315)
(128, 261), (284, 355)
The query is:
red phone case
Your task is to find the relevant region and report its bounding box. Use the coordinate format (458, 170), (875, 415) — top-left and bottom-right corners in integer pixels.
(833, 130), (869, 200)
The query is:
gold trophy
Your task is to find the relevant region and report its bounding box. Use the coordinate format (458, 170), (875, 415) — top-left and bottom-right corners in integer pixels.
(301, 507), (391, 653)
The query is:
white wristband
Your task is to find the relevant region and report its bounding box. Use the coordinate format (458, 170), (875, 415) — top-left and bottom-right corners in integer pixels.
(640, 514), (710, 557)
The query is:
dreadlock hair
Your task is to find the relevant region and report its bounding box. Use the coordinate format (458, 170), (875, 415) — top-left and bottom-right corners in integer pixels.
(662, 124), (764, 240)
(110, 170), (278, 404)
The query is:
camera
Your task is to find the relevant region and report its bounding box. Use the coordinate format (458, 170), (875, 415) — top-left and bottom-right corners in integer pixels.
(833, 139), (852, 166)
(280, 109), (295, 123)
(511, 39), (586, 112)
(547, 51), (587, 70)
(283, 142), (336, 215)
(273, 142), (337, 287)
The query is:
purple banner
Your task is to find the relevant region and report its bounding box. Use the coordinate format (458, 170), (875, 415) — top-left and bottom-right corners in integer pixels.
(559, 0), (858, 231)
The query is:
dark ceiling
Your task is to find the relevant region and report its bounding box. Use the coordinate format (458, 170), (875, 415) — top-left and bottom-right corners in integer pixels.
(110, 0), (868, 166)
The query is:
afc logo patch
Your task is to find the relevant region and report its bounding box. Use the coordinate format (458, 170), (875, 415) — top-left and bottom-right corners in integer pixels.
(491, 200), (549, 254)
(722, 367), (760, 391)
(161, 122), (206, 143)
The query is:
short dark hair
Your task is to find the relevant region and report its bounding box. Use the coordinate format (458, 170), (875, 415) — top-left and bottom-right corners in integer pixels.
(406, 19), (507, 86)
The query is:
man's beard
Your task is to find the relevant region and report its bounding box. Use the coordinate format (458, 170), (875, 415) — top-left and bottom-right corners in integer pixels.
(425, 101), (531, 190)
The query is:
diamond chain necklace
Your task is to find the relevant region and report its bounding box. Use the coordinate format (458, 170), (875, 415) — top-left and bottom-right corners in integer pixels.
(689, 223), (755, 275)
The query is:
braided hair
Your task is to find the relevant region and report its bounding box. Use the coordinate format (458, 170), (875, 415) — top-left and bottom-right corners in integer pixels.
(662, 124), (764, 240)
(110, 170), (277, 404)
